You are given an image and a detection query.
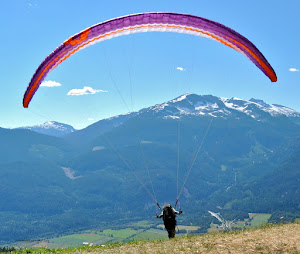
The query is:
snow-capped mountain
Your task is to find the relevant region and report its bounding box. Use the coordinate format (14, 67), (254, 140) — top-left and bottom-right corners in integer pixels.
(140, 94), (300, 122)
(18, 121), (76, 137)
(16, 94), (300, 139)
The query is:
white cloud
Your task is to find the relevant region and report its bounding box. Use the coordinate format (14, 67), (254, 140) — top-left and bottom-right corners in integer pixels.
(67, 86), (108, 96)
(141, 141), (152, 144)
(28, 2), (38, 7)
(289, 68), (299, 72)
(41, 80), (62, 87)
(92, 146), (105, 151)
(88, 118), (95, 121)
(176, 67), (185, 71)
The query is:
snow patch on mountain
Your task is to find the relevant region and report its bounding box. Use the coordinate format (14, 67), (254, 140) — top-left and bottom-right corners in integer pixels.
(170, 93), (192, 103)
(163, 115), (180, 119)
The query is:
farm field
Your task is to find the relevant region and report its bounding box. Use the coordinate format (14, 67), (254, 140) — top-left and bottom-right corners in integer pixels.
(249, 213), (271, 227)
(9, 215), (272, 249)
(11, 221), (200, 249)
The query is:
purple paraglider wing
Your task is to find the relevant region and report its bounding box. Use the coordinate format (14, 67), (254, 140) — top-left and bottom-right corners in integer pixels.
(23, 12), (277, 108)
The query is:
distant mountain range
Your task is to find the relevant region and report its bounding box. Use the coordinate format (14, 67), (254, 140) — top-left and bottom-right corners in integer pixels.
(17, 94), (300, 138)
(2, 93), (300, 244)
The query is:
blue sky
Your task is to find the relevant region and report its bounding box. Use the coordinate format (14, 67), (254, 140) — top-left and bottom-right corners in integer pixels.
(1, 0), (299, 129)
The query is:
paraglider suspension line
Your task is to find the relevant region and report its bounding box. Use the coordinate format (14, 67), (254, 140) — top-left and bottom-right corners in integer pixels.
(104, 54), (159, 209)
(101, 133), (160, 208)
(175, 117), (214, 206)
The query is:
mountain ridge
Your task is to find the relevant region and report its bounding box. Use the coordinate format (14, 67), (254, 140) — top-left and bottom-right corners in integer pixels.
(17, 94), (300, 139)
(146, 94), (300, 120)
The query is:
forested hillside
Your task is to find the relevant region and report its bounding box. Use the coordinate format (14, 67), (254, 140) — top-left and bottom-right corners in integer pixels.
(1, 94), (300, 244)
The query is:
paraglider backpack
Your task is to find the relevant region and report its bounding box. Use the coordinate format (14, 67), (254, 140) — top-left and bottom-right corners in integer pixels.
(163, 206), (175, 221)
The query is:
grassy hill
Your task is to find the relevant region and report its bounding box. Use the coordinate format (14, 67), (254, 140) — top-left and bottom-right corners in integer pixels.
(4, 222), (300, 253)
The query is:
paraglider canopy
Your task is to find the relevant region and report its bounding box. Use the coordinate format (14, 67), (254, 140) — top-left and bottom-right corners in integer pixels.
(23, 12), (277, 108)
